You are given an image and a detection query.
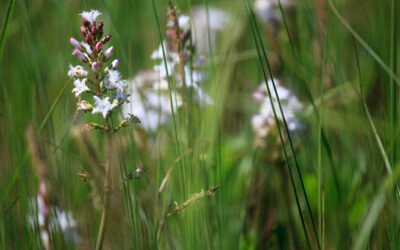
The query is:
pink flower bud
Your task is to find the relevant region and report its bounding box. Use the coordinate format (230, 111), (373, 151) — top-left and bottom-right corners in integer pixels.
(111, 59), (119, 69)
(85, 34), (92, 43)
(91, 62), (100, 72)
(82, 18), (90, 27)
(102, 34), (111, 43)
(91, 26), (97, 35)
(104, 46), (114, 61)
(70, 37), (81, 48)
(80, 26), (87, 36)
(95, 42), (102, 52)
(72, 49), (87, 62)
(98, 21), (104, 30)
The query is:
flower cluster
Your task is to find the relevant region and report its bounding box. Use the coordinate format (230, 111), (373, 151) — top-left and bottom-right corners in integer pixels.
(68, 10), (135, 131)
(123, 5), (212, 131)
(252, 78), (303, 147)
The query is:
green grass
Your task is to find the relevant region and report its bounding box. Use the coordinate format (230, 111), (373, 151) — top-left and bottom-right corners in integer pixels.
(0, 0), (399, 249)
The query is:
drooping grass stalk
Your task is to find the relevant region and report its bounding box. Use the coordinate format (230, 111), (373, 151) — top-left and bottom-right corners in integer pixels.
(0, 0), (15, 59)
(244, 1), (313, 248)
(245, 0), (321, 248)
(389, 0), (398, 167)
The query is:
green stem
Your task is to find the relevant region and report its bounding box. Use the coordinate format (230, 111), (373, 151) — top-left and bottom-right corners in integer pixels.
(96, 121), (113, 250)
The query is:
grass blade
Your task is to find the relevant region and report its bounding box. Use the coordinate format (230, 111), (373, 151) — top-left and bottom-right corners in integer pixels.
(0, 0), (15, 59)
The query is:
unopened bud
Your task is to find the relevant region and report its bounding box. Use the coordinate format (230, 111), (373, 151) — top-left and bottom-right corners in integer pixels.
(85, 34), (92, 43)
(91, 62), (100, 72)
(80, 26), (87, 36)
(91, 26), (97, 35)
(104, 46), (114, 61)
(111, 59), (119, 69)
(70, 37), (81, 49)
(95, 42), (102, 52)
(102, 34), (111, 43)
(98, 21), (104, 30)
(72, 49), (87, 62)
(77, 100), (93, 112)
(82, 18), (90, 27)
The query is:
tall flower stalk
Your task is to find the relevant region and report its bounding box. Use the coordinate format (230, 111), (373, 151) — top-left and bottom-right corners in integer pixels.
(68, 9), (137, 250)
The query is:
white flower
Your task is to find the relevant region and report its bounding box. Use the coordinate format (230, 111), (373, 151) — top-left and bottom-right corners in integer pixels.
(191, 7), (231, 53)
(80, 10), (102, 24)
(183, 66), (205, 87)
(254, 0), (293, 24)
(123, 79), (183, 131)
(68, 65), (88, 78)
(115, 89), (129, 104)
(92, 96), (117, 119)
(154, 61), (175, 79)
(104, 70), (127, 91)
(80, 42), (92, 54)
(72, 79), (90, 97)
(252, 78), (303, 141)
(178, 15), (191, 32)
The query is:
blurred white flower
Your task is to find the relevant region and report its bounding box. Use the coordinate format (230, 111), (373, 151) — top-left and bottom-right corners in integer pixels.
(252, 78), (303, 144)
(191, 7), (231, 53)
(68, 65), (88, 78)
(254, 0), (293, 24)
(80, 10), (102, 24)
(92, 96), (117, 119)
(72, 79), (90, 97)
(28, 181), (80, 249)
(123, 74), (183, 131)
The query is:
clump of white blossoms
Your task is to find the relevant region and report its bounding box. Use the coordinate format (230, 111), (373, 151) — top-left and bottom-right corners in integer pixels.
(252, 78), (303, 147)
(68, 10), (138, 132)
(123, 4), (212, 131)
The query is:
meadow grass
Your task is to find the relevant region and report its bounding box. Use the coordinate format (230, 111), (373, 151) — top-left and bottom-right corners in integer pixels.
(0, 0), (399, 249)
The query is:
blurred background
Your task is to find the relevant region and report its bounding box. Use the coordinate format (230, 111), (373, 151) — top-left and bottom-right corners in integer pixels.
(0, 0), (399, 249)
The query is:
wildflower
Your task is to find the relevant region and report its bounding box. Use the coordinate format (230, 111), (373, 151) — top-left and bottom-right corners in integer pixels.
(68, 65), (88, 78)
(92, 96), (117, 119)
(252, 78), (303, 146)
(69, 9), (136, 130)
(80, 10), (102, 24)
(72, 79), (90, 97)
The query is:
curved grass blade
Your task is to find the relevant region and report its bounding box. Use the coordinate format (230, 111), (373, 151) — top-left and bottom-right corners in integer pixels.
(0, 0), (15, 59)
